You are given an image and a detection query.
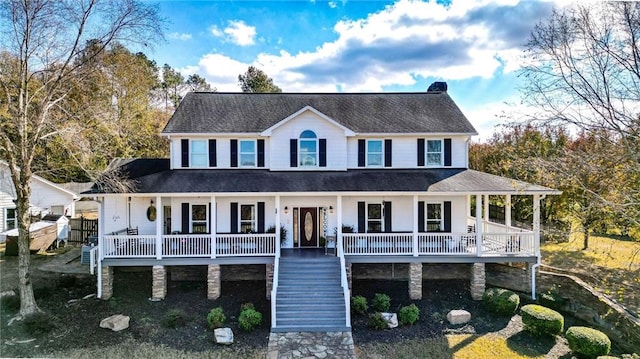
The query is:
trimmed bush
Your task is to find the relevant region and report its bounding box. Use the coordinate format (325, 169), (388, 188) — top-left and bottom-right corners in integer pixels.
(368, 312), (387, 330)
(351, 296), (368, 315)
(371, 293), (391, 312)
(399, 304), (420, 325)
(482, 288), (520, 315)
(520, 304), (564, 336)
(538, 291), (567, 311)
(23, 312), (57, 335)
(566, 326), (611, 358)
(206, 307), (226, 329)
(240, 302), (255, 311)
(162, 309), (187, 328)
(238, 308), (263, 332)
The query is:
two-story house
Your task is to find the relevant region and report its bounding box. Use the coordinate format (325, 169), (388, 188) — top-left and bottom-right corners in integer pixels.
(86, 83), (558, 332)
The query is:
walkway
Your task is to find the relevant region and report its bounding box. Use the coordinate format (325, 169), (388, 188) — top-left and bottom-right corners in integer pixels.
(266, 331), (356, 359)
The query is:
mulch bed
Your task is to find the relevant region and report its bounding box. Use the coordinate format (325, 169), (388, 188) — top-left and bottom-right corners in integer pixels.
(0, 264), (616, 357)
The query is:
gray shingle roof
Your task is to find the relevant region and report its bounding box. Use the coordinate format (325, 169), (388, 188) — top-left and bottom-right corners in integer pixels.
(162, 92), (478, 134)
(86, 159), (558, 195)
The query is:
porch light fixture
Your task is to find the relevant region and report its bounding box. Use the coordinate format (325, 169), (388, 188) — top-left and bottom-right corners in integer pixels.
(284, 206), (289, 214)
(329, 206), (333, 214)
(150, 199), (154, 205)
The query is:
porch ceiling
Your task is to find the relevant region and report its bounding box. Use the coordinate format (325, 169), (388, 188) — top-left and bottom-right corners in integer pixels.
(85, 159), (558, 195)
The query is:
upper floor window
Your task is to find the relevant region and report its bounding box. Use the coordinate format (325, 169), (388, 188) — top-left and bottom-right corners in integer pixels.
(190, 140), (208, 167)
(299, 130), (318, 167)
(367, 140), (383, 167)
(191, 204), (208, 233)
(426, 140), (443, 166)
(239, 140), (257, 167)
(426, 202), (443, 232)
(5, 208), (16, 231)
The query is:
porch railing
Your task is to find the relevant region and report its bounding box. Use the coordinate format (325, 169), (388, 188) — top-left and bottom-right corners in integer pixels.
(343, 231), (535, 257)
(102, 233), (277, 259)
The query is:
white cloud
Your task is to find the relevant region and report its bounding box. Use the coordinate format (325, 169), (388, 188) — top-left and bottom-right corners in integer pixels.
(224, 20), (256, 46)
(190, 0), (558, 92)
(328, 1), (337, 8)
(168, 32), (192, 41)
(210, 25), (223, 37)
(181, 54), (249, 92)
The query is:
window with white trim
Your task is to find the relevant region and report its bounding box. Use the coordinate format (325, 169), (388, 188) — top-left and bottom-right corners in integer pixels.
(426, 203), (443, 232)
(190, 140), (208, 167)
(367, 203), (383, 233)
(239, 140), (257, 167)
(240, 204), (256, 233)
(426, 139), (443, 166)
(299, 130), (318, 167)
(191, 204), (208, 233)
(367, 140), (383, 167)
(5, 208), (16, 231)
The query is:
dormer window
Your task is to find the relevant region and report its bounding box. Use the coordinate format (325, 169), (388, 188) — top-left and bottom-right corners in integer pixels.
(299, 130), (318, 167)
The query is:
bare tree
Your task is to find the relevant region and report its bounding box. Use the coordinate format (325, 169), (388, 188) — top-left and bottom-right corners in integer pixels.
(0, 0), (162, 318)
(521, 2), (640, 232)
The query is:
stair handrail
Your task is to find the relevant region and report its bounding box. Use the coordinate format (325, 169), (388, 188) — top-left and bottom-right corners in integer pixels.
(337, 237), (351, 328)
(270, 241), (281, 329)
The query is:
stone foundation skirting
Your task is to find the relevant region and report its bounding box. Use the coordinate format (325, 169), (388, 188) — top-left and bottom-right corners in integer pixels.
(408, 263), (423, 300)
(470, 263), (486, 300)
(101, 266), (113, 300)
(152, 265), (167, 300)
(266, 264), (274, 300)
(207, 264), (221, 300)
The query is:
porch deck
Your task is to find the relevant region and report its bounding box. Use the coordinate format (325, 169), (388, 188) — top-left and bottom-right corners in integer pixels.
(97, 220), (537, 266)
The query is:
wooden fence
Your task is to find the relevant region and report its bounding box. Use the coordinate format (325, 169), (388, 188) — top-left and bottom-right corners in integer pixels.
(68, 217), (98, 245)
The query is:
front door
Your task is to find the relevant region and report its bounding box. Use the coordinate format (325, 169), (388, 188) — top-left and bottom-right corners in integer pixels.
(299, 207), (318, 247)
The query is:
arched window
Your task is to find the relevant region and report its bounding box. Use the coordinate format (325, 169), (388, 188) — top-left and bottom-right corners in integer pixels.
(299, 130), (318, 167)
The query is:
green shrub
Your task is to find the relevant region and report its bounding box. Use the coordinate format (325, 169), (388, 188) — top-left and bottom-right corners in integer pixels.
(238, 308), (262, 332)
(566, 326), (611, 358)
(368, 312), (388, 330)
(482, 288), (520, 315)
(1, 294), (20, 312)
(206, 307), (226, 329)
(23, 312), (57, 335)
(371, 293), (391, 312)
(520, 304), (564, 336)
(538, 291), (567, 311)
(399, 304), (420, 325)
(161, 309), (187, 328)
(240, 302), (255, 311)
(351, 296), (368, 315)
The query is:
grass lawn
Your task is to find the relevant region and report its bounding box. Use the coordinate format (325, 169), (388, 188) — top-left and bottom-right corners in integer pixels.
(541, 232), (640, 316)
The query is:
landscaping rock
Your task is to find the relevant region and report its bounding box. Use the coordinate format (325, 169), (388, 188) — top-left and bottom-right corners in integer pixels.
(214, 327), (234, 345)
(446, 310), (471, 325)
(381, 313), (398, 329)
(99, 314), (130, 332)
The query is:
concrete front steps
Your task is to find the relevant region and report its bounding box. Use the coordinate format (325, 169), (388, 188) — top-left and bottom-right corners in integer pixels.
(272, 255), (349, 332)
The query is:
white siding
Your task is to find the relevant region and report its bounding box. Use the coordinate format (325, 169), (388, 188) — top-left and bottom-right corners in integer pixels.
(103, 197), (127, 234)
(348, 135), (469, 169)
(30, 178), (76, 217)
(269, 110), (348, 171)
(129, 197), (158, 235)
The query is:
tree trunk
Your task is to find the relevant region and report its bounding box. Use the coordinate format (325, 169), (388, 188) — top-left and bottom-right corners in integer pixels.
(16, 183), (42, 317)
(582, 223), (590, 250)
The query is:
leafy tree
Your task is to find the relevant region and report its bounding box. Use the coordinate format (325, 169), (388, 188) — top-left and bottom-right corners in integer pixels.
(238, 66), (282, 93)
(160, 64), (185, 109)
(0, 0), (162, 318)
(186, 74), (213, 92)
(521, 2), (640, 233)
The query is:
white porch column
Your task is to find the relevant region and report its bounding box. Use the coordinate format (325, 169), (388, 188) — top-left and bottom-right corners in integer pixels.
(412, 195), (419, 256)
(275, 195), (280, 256)
(476, 194), (483, 257)
(210, 196), (216, 259)
(505, 194), (512, 228)
(97, 198), (105, 298)
(533, 194), (541, 254)
(483, 194), (490, 227)
(337, 195), (343, 252)
(155, 196), (162, 260)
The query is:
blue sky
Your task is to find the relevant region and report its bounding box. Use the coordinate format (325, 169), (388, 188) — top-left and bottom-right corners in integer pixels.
(149, 0), (563, 140)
